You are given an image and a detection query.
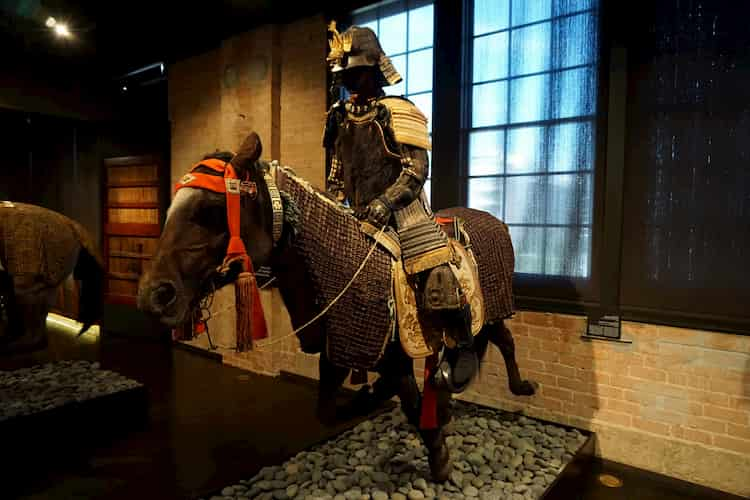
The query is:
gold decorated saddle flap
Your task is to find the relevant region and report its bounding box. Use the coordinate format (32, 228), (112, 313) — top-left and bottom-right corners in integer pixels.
(393, 237), (485, 359)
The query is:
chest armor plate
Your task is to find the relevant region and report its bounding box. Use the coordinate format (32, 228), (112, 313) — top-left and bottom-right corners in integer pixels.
(337, 109), (402, 209)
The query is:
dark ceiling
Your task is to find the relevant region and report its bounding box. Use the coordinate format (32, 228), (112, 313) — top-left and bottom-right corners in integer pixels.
(1, 0), (372, 80)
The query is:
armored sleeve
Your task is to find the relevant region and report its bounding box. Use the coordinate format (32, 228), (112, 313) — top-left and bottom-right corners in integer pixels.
(380, 145), (429, 211)
(323, 102), (346, 202)
(377, 96), (431, 212)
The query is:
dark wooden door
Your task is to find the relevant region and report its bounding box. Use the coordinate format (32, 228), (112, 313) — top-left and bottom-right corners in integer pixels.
(103, 155), (165, 305)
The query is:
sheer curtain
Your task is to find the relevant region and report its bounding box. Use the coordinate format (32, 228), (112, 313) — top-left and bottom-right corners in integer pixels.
(620, 0), (750, 326)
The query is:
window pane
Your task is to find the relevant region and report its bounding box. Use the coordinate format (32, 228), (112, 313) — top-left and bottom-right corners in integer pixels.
(408, 48), (433, 94)
(474, 32), (509, 83)
(554, 12), (597, 69)
(504, 175), (545, 224)
(469, 130), (505, 176)
(545, 227), (591, 277)
(468, 177), (504, 219)
(474, 0), (510, 36)
(380, 12), (407, 55)
(472, 81), (508, 127)
(512, 0), (552, 26)
(552, 66), (596, 119)
(507, 126), (545, 174)
(409, 4), (434, 50)
(510, 22), (551, 76)
(547, 173), (592, 224)
(549, 122), (593, 172)
(510, 73), (549, 123)
(409, 92), (433, 133)
(423, 178), (431, 204)
(554, 0), (596, 16)
(386, 54), (407, 96)
(509, 225), (544, 273)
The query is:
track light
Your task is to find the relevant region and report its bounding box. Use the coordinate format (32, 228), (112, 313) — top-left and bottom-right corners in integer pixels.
(45, 16), (56, 28)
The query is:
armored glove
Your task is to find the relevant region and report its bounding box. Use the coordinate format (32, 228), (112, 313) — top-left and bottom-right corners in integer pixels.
(366, 196), (392, 228)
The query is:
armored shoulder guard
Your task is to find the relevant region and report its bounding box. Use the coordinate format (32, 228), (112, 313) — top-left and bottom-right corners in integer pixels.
(378, 96), (431, 151)
(323, 100), (345, 149)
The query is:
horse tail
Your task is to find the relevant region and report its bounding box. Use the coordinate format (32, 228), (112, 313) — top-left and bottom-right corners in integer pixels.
(73, 246), (104, 335)
(67, 220), (105, 336)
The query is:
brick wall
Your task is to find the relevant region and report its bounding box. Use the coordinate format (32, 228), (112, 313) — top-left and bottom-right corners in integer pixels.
(167, 13), (749, 499)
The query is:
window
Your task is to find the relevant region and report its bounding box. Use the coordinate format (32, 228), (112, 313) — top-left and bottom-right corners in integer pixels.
(352, 0), (435, 201)
(465, 0), (600, 278)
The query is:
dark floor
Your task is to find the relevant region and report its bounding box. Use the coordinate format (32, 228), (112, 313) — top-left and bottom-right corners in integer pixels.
(0, 326), (743, 500)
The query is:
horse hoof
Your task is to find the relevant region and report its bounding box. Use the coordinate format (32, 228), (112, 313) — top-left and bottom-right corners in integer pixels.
(511, 379), (538, 396)
(429, 446), (451, 483)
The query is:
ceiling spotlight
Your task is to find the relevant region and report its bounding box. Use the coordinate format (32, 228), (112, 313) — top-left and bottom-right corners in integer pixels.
(54, 23), (71, 38)
(160, 63), (165, 73)
(45, 16), (57, 28)
(122, 86), (127, 91)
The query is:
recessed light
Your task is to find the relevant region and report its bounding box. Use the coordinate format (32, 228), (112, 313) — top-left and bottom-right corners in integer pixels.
(45, 16), (57, 28)
(122, 85), (128, 91)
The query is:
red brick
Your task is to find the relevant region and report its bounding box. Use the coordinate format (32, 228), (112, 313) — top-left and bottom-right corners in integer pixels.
(632, 417), (670, 435)
(543, 386), (573, 402)
(551, 314), (586, 332)
(537, 397), (564, 412)
(667, 372), (688, 386)
(641, 407), (686, 425)
(521, 358), (545, 372)
(574, 392), (602, 409)
(607, 399), (640, 415)
(728, 423), (750, 441)
(530, 349), (560, 363)
(595, 410), (632, 427)
(597, 385), (624, 400)
(521, 311), (554, 327)
(526, 370), (557, 387)
(704, 334), (750, 353)
(629, 366), (667, 383)
(671, 425), (713, 446)
(547, 362), (577, 379)
(686, 416), (728, 434)
(656, 325), (704, 346)
(704, 405), (749, 425)
(713, 435), (750, 455)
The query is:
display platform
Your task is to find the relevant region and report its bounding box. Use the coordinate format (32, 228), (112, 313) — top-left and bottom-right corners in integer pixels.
(0, 360), (148, 493)
(204, 400), (594, 500)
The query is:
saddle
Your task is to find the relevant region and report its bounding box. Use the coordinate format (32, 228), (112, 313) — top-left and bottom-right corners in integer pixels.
(362, 216), (485, 359)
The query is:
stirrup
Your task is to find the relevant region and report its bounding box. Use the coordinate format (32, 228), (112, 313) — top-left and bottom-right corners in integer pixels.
(432, 346), (478, 393)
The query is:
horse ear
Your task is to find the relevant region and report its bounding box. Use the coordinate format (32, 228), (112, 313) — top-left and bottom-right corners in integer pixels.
(230, 132), (263, 176)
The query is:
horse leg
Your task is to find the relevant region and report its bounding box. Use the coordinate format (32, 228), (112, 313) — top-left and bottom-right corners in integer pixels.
(487, 321), (537, 396)
(388, 348), (452, 483)
(316, 351), (351, 426)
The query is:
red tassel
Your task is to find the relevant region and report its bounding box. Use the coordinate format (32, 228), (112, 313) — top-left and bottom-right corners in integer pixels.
(235, 271), (268, 351)
(420, 353), (439, 429)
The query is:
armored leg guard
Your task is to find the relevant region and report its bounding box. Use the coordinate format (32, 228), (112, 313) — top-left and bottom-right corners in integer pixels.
(420, 265), (478, 393)
(432, 303), (478, 393)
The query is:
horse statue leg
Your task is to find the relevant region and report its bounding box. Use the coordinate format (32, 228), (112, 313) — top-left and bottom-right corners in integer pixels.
(479, 321), (538, 396)
(316, 351), (351, 426)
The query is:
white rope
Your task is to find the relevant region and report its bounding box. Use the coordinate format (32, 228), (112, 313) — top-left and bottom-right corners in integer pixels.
(254, 224), (386, 349)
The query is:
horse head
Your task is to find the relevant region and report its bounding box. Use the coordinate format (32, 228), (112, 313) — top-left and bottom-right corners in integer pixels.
(137, 132), (276, 327)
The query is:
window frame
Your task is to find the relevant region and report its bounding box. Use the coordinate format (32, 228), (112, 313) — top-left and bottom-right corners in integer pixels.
(458, 0), (608, 311)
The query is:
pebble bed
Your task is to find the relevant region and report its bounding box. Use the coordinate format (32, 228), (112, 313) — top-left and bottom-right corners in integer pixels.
(0, 360), (142, 421)
(208, 401), (587, 500)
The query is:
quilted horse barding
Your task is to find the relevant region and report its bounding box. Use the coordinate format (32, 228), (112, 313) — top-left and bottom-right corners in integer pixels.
(275, 167), (516, 370)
